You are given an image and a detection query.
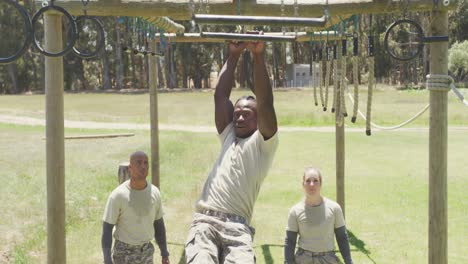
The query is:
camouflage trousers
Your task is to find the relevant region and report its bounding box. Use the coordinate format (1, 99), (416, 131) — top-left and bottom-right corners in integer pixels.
(185, 212), (256, 264)
(113, 240), (154, 264)
(294, 248), (340, 264)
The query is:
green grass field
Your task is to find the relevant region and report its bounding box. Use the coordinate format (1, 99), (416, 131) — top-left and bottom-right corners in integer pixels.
(0, 86), (467, 127)
(0, 88), (467, 264)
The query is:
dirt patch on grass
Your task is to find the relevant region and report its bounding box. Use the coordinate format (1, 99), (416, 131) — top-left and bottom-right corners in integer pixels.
(0, 250), (12, 264)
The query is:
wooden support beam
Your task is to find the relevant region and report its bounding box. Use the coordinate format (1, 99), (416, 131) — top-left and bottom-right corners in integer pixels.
(335, 33), (345, 218)
(42, 133), (135, 140)
(45, 13), (66, 264)
(428, 10), (448, 264)
(148, 40), (160, 188)
(40, 0), (456, 19)
(154, 31), (348, 43)
(193, 14), (327, 27)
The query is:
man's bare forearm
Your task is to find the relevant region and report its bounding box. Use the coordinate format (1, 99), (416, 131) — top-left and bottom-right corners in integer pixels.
(214, 50), (242, 133)
(215, 53), (241, 99)
(253, 52), (277, 139)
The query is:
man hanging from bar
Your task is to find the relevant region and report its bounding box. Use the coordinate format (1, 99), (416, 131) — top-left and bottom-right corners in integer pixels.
(184, 36), (279, 264)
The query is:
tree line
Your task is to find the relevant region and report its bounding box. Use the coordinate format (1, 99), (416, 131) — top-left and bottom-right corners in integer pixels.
(0, 0), (467, 94)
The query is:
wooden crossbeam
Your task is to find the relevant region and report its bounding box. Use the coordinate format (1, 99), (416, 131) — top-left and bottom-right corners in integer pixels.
(193, 14), (327, 27)
(36, 0), (456, 19)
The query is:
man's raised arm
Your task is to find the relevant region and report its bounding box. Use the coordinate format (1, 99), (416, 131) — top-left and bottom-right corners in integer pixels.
(214, 42), (248, 134)
(250, 41), (278, 140)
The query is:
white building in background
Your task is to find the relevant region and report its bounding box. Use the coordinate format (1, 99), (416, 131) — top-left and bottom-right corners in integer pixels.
(285, 63), (319, 88)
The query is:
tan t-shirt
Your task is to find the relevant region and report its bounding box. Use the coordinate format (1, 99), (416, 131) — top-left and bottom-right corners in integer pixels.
(286, 197), (345, 252)
(196, 123), (279, 223)
(103, 180), (163, 245)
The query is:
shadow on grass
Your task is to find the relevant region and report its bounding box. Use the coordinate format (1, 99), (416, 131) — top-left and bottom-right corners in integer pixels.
(348, 230), (377, 264)
(172, 232), (377, 264)
(166, 242), (186, 264)
(174, 242), (284, 264)
(259, 244), (284, 264)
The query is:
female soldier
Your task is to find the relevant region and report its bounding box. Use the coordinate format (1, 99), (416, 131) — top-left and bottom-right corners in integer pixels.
(284, 167), (353, 264)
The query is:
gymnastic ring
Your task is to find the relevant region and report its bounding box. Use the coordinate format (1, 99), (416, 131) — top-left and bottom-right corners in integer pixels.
(72, 16), (105, 59)
(0, 0), (33, 64)
(31, 4), (78, 57)
(384, 19), (424, 61)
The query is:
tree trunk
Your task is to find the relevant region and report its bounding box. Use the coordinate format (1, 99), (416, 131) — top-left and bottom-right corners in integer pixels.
(170, 44), (177, 88)
(115, 17), (124, 89)
(239, 54), (245, 88)
(139, 56), (146, 89)
(157, 55), (164, 88)
(181, 44), (188, 88)
(79, 59), (88, 90)
(243, 51), (253, 91)
(130, 37), (138, 88)
(40, 55), (45, 92)
(102, 49), (112, 90)
(164, 44), (172, 88)
(7, 63), (19, 94)
(32, 52), (39, 91)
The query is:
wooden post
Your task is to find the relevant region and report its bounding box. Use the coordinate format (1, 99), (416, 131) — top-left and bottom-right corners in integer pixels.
(118, 162), (130, 184)
(335, 35), (345, 217)
(428, 9), (448, 264)
(148, 40), (160, 188)
(45, 13), (66, 264)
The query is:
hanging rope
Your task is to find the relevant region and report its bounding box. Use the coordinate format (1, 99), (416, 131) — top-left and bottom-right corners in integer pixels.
(427, 74), (468, 106)
(332, 47), (338, 113)
(450, 84), (468, 106)
(351, 16), (360, 123)
(310, 33), (318, 106)
(342, 73), (465, 131)
(319, 34), (325, 108)
(340, 38), (348, 117)
(336, 79), (344, 127)
(352, 55), (360, 122)
(331, 30), (338, 113)
(366, 57), (374, 135)
(345, 82), (430, 130)
(365, 15), (374, 136)
(426, 74), (453, 92)
(336, 64), (344, 126)
(324, 44), (331, 111)
(312, 53), (318, 106)
(143, 17), (185, 34)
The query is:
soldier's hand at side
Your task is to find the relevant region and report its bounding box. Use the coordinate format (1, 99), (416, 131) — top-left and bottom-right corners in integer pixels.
(162, 256), (170, 264)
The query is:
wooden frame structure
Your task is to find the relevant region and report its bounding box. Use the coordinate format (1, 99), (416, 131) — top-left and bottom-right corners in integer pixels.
(39, 0), (455, 263)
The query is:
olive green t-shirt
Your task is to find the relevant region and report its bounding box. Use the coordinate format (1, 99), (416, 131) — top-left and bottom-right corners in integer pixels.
(196, 123), (279, 224)
(286, 197), (345, 252)
(103, 180), (163, 245)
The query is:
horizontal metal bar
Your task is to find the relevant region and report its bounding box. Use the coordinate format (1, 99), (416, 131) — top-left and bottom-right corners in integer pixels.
(153, 31), (346, 43)
(193, 14), (327, 27)
(200, 32), (296, 42)
(422, 35), (449, 43)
